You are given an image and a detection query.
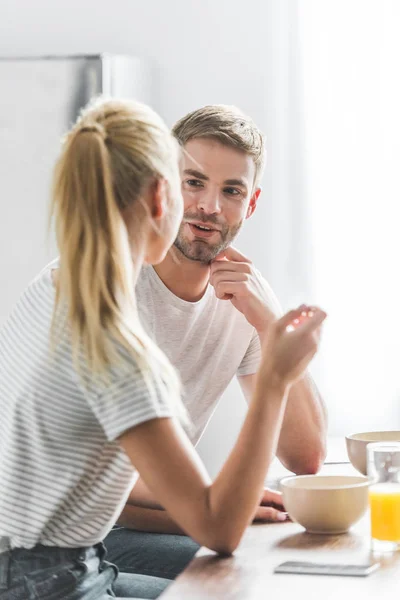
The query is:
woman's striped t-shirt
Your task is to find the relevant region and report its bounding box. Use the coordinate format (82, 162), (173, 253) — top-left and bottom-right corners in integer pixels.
(0, 261), (173, 550)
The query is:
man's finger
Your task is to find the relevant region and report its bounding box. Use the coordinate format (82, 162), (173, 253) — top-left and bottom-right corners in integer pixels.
(216, 246), (251, 263)
(213, 281), (248, 300)
(210, 271), (248, 288)
(253, 506), (288, 523)
(260, 488), (285, 509)
(210, 260), (252, 275)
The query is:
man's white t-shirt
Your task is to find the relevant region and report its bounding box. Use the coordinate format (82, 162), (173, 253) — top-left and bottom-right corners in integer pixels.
(136, 267), (262, 444)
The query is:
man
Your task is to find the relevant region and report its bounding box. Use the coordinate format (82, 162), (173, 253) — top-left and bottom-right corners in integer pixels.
(105, 105), (327, 580)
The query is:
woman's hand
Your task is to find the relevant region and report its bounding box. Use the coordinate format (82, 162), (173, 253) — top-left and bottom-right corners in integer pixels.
(258, 305), (327, 389)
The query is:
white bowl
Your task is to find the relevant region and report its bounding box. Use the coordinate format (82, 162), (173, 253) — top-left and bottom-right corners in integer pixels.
(346, 431), (400, 475)
(280, 475), (369, 534)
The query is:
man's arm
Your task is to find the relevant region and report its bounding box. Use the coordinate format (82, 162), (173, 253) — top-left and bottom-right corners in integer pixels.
(119, 470), (290, 533)
(118, 477), (186, 534)
(126, 476), (164, 509)
(210, 246), (328, 474)
(117, 504), (186, 534)
(239, 370), (327, 474)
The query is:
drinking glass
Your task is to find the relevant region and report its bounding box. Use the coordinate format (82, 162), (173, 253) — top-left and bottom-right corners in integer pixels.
(367, 442), (400, 553)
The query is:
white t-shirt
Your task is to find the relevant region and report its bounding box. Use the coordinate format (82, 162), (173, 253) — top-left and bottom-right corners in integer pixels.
(0, 263), (174, 550)
(136, 267), (261, 445)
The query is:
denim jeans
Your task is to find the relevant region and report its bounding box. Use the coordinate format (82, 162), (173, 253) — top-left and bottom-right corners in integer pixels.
(0, 542), (171, 599)
(104, 527), (200, 581)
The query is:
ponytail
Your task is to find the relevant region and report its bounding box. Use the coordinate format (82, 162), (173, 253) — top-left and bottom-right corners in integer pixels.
(50, 99), (188, 425)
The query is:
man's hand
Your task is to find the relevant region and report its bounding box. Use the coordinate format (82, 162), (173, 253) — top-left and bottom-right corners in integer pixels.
(118, 487), (288, 532)
(210, 247), (282, 333)
(253, 488), (289, 523)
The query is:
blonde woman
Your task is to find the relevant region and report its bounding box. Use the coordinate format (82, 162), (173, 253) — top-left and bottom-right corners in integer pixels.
(0, 98), (326, 600)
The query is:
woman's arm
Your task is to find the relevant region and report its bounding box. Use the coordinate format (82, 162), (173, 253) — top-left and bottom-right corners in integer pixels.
(119, 379), (286, 554)
(118, 307), (326, 554)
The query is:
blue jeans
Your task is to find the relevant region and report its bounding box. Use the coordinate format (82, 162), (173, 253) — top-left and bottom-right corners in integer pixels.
(104, 527), (200, 580)
(0, 542), (170, 599)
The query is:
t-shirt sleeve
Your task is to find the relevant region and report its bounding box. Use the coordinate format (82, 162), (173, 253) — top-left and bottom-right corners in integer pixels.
(237, 328), (262, 377)
(86, 363), (174, 442)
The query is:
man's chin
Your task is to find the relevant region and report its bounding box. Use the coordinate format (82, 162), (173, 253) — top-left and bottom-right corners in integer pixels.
(173, 239), (221, 265)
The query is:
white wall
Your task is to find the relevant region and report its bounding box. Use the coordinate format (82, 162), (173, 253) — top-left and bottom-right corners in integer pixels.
(0, 0), (307, 477)
(297, 2), (400, 436)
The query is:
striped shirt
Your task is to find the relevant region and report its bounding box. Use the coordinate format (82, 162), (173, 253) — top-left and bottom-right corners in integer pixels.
(0, 261), (173, 550)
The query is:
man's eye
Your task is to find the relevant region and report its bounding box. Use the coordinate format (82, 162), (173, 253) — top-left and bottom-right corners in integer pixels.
(185, 179), (203, 187)
(223, 187), (241, 196)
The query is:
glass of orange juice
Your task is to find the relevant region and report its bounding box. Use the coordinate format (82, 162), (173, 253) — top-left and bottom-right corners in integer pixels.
(368, 442), (400, 553)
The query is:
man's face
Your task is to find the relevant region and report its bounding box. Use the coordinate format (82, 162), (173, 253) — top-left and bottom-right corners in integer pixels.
(174, 138), (259, 264)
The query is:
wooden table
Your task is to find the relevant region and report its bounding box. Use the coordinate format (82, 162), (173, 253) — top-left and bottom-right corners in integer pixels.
(161, 439), (400, 599)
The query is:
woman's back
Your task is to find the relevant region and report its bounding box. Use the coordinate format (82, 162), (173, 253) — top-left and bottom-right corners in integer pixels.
(0, 261), (171, 551)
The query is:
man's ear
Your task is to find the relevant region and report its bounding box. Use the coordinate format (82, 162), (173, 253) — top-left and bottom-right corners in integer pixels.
(151, 179), (167, 220)
(246, 187), (261, 219)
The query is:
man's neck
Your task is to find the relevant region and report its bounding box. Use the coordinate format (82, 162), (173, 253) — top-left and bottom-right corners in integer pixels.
(153, 247), (210, 302)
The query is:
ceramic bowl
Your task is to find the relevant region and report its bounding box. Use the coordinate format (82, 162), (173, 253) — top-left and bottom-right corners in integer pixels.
(280, 475), (369, 534)
(346, 431), (400, 475)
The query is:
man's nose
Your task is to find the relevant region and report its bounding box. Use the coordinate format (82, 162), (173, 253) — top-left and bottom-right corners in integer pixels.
(196, 189), (222, 215)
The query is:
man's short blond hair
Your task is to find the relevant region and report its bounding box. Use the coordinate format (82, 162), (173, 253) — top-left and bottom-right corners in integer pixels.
(172, 104), (266, 189)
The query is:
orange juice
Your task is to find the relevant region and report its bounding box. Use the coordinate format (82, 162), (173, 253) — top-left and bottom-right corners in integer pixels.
(369, 483), (400, 541)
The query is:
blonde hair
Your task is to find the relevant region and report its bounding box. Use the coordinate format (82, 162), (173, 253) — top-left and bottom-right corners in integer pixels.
(50, 97), (186, 421)
(172, 104), (266, 188)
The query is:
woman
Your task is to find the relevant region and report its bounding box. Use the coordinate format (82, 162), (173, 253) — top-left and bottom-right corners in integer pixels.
(0, 97), (326, 599)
